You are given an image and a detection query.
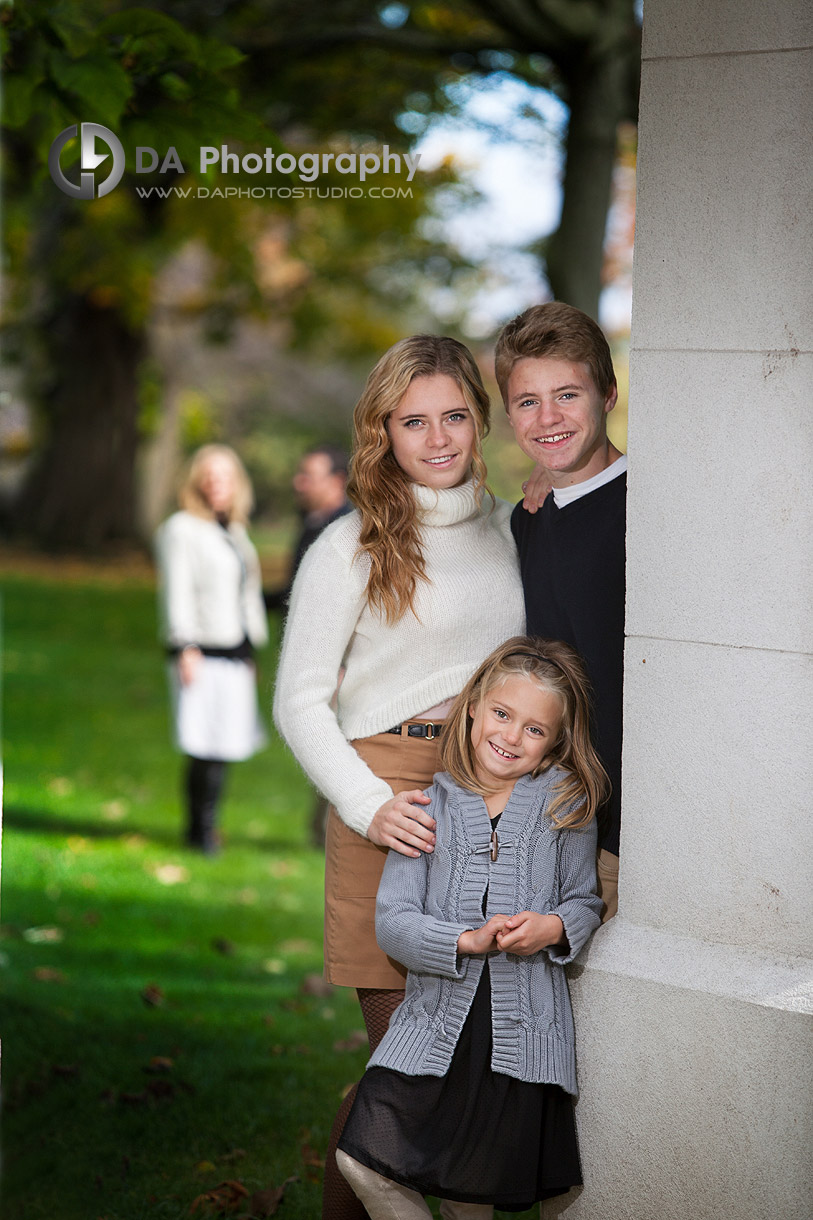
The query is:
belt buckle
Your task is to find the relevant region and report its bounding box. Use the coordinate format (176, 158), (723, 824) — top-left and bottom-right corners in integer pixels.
(424, 723), (436, 741)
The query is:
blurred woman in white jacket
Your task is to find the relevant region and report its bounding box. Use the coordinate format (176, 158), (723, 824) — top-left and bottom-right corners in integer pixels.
(155, 444), (268, 853)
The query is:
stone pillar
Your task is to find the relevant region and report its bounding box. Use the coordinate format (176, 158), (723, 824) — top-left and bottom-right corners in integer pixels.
(543, 3), (813, 1217)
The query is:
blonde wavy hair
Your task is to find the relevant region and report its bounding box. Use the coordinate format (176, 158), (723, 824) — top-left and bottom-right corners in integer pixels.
(347, 335), (491, 623)
(440, 636), (610, 830)
(178, 444), (254, 526)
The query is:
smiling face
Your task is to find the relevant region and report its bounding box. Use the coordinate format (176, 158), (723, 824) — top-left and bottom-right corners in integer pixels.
(469, 673), (563, 798)
(386, 374), (476, 489)
(506, 356), (618, 487)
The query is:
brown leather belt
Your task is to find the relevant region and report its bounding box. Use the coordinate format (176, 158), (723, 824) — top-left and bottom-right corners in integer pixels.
(385, 722), (444, 740)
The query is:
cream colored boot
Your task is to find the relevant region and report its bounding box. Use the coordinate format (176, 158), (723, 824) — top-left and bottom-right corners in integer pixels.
(336, 1150), (433, 1219)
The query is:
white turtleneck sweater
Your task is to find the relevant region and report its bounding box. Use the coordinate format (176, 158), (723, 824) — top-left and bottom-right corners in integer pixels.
(273, 481), (525, 836)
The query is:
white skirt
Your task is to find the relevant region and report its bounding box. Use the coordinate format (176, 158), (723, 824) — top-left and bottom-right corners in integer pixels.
(168, 656), (267, 761)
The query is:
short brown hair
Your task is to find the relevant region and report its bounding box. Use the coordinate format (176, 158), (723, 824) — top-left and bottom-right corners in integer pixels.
(494, 302), (616, 404)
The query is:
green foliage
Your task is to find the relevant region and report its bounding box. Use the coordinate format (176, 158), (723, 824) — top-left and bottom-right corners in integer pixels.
(1, 2), (256, 172)
(1, 1), (270, 332)
(178, 387), (219, 449)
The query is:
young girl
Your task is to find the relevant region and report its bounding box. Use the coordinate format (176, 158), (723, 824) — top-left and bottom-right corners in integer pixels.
(336, 636), (608, 1218)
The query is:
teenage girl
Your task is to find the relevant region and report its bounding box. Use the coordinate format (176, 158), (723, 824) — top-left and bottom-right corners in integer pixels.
(336, 636), (608, 1218)
(273, 336), (525, 1218)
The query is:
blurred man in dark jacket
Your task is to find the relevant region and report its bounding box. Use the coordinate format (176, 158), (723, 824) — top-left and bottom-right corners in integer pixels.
(265, 444), (351, 611)
(266, 444), (351, 847)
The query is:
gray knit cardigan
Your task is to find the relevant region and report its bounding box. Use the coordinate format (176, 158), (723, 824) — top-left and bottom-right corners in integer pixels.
(368, 769), (602, 1097)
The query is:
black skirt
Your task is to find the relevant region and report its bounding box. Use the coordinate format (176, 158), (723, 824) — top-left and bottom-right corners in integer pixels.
(339, 962), (582, 1211)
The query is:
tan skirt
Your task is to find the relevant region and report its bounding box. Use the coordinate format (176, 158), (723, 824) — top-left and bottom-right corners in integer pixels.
(324, 726), (444, 989)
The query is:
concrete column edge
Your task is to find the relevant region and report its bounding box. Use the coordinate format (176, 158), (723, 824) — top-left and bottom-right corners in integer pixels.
(573, 918), (813, 1015)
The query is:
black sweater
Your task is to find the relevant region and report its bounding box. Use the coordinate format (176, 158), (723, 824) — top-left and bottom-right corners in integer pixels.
(511, 473), (626, 855)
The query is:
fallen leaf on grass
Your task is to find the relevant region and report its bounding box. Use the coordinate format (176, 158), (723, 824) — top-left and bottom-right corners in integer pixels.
(101, 1079), (191, 1107)
(48, 776), (74, 797)
(300, 974), (333, 998)
(333, 1030), (367, 1053)
(262, 959), (285, 975)
(246, 1177), (298, 1217)
(189, 1179), (249, 1214)
(66, 836), (90, 853)
(267, 860), (296, 879)
(23, 925), (64, 944)
(101, 799), (128, 821)
(143, 1056), (174, 1074)
(141, 984), (165, 1007)
(32, 966), (67, 984)
(151, 864), (190, 886)
(279, 938), (317, 955)
(301, 1139), (323, 1169)
(218, 1149), (246, 1164)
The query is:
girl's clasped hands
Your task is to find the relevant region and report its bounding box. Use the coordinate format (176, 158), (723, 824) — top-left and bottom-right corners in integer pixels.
(458, 911), (566, 957)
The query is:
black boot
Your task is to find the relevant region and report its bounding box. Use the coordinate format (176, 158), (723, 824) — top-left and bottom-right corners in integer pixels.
(185, 757), (227, 854)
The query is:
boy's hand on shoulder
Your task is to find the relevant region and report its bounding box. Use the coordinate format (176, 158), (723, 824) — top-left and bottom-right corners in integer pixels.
(496, 912), (566, 956)
(458, 914), (508, 956)
(521, 465), (553, 513)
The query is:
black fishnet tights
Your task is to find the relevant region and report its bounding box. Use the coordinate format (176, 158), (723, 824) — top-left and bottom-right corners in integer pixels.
(357, 988), (405, 1055)
(321, 987), (404, 1219)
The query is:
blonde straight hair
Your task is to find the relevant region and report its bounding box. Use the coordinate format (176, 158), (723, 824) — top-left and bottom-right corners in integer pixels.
(178, 444), (254, 526)
(440, 636), (609, 829)
(347, 335), (491, 623)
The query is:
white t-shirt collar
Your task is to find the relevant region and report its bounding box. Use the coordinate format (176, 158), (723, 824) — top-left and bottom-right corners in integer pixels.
(552, 454), (627, 508)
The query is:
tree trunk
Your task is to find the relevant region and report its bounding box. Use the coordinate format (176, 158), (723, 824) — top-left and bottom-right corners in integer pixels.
(545, 47), (630, 320)
(12, 295), (145, 550)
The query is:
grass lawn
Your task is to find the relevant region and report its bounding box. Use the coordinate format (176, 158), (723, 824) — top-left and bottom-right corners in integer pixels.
(0, 566), (540, 1220)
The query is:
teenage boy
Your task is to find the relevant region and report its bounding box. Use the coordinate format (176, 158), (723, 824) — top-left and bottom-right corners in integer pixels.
(494, 302), (626, 919)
